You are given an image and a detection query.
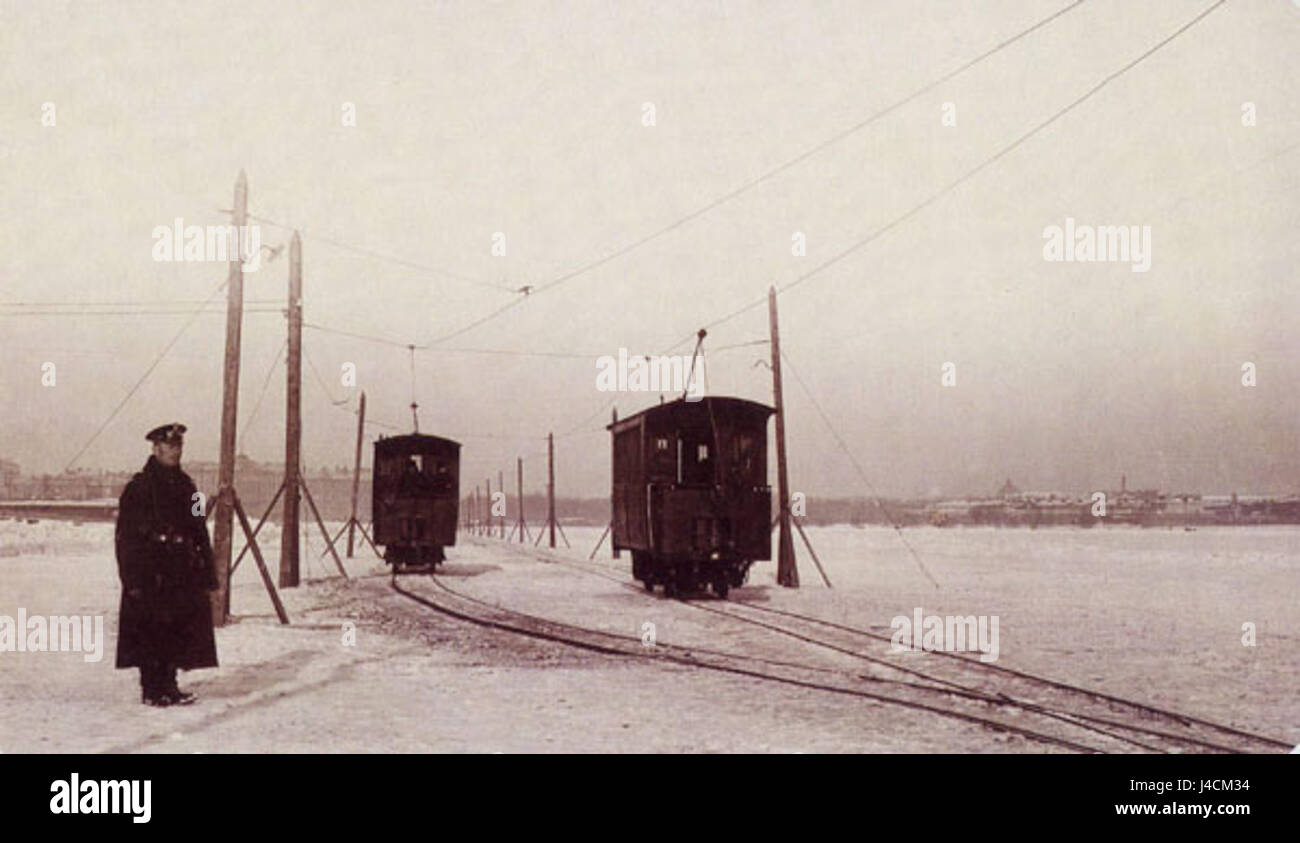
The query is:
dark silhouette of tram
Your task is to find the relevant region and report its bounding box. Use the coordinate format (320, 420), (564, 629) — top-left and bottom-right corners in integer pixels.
(609, 396), (774, 597)
(373, 434), (461, 570)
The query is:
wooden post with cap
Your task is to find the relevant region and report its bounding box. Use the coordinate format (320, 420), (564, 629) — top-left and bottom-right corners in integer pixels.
(547, 432), (556, 548)
(211, 170), (247, 625)
(770, 286), (799, 588)
(515, 457), (527, 543)
(347, 391), (365, 557)
(610, 407), (619, 559)
(279, 230), (302, 588)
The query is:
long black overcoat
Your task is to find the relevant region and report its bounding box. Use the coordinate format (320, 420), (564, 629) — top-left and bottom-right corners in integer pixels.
(114, 456), (219, 670)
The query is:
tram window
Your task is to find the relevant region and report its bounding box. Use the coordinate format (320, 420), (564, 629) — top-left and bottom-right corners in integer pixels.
(429, 460), (453, 492)
(680, 438), (713, 485)
(731, 433), (758, 482)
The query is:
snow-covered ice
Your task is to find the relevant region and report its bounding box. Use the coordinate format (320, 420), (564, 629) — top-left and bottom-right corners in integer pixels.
(1, 518), (1295, 752)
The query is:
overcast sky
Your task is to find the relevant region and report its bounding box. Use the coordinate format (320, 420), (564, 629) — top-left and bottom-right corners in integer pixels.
(2, 0), (1298, 499)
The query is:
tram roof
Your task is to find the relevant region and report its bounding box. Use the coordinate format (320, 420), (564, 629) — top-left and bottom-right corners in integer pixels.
(606, 396), (774, 434)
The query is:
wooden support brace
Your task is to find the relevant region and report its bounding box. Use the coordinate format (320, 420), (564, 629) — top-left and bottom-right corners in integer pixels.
(793, 517), (832, 589)
(355, 520), (382, 558)
(232, 492), (290, 624)
(299, 473), (348, 579)
(588, 523), (610, 560)
(231, 481), (285, 577)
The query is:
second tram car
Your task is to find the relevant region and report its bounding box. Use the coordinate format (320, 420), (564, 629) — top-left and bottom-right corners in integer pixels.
(372, 433), (461, 571)
(609, 396), (773, 597)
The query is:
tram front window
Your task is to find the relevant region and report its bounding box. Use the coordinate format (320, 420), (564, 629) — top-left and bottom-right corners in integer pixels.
(679, 439), (713, 486)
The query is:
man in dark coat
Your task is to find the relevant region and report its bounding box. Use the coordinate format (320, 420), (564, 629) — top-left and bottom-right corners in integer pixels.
(115, 423), (219, 706)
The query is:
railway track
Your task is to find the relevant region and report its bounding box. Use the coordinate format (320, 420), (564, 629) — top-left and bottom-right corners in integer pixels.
(391, 571), (1102, 752)
(452, 536), (1292, 754)
(712, 598), (1293, 754)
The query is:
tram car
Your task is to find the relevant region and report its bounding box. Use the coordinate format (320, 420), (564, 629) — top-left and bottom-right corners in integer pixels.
(609, 396), (774, 597)
(372, 433), (461, 571)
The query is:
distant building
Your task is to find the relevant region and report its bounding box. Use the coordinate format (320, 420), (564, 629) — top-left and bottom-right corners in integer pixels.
(0, 459), (20, 497)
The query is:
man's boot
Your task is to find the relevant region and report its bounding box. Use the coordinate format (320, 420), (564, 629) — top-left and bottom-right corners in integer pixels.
(164, 665), (197, 705)
(141, 663), (171, 707)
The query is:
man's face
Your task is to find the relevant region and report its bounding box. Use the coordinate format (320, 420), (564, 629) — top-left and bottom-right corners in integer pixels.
(153, 440), (183, 467)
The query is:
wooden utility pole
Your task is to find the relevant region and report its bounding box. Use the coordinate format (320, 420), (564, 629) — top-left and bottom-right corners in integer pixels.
(498, 470), (505, 538)
(280, 231), (303, 588)
(347, 391), (365, 557)
(547, 433), (556, 548)
(610, 408), (619, 559)
(770, 287), (799, 588)
(211, 170), (248, 625)
(515, 457), (527, 543)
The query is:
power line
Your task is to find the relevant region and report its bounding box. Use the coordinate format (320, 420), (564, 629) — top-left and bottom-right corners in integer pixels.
(713, 338), (770, 353)
(296, 1), (1091, 366)
(430, 346), (597, 360)
(0, 299), (281, 307)
(303, 321), (601, 358)
(302, 321), (411, 349)
(418, 0), (1086, 347)
(660, 0), (1228, 352)
(303, 345), (349, 407)
(307, 318), (770, 360)
(542, 337), (772, 442)
(779, 347), (939, 589)
(62, 279), (231, 471)
(296, 344), (407, 433)
(803, 135), (1300, 351)
(248, 212), (513, 293)
(296, 2), (1224, 462)
(0, 307), (281, 317)
(238, 339), (287, 453)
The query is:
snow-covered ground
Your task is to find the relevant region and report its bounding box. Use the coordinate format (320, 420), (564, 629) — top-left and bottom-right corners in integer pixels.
(492, 523), (1300, 740)
(1, 518), (1296, 752)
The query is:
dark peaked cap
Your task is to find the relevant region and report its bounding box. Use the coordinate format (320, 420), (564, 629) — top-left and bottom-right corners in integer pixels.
(145, 423), (187, 444)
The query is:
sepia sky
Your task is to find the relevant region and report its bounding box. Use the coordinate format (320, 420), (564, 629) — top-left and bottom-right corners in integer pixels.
(2, 0), (1299, 499)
